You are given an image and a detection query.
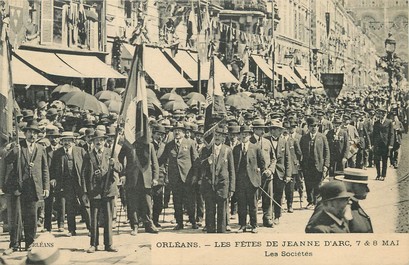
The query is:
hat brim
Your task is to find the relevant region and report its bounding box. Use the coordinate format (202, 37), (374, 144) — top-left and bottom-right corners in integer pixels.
(323, 191), (354, 201)
(334, 175), (369, 184)
(21, 250), (71, 265)
(22, 127), (41, 133)
(92, 135), (108, 140)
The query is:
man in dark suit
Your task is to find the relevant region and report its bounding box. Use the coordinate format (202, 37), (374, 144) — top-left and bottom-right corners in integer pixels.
(151, 125), (167, 228)
(233, 125), (265, 233)
(267, 120), (291, 224)
(326, 116), (349, 177)
(305, 181), (353, 233)
(288, 120), (304, 207)
(250, 119), (276, 228)
(317, 110), (332, 135)
(364, 111), (375, 168)
(159, 122), (199, 230)
(43, 128), (64, 232)
(82, 131), (122, 253)
(353, 112), (371, 169)
(300, 117), (330, 208)
(3, 121), (50, 255)
(49, 132), (90, 237)
(372, 108), (394, 180)
(200, 126), (235, 233)
(120, 132), (160, 235)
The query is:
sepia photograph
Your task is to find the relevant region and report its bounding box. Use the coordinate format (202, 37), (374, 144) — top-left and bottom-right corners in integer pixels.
(0, 0), (408, 264)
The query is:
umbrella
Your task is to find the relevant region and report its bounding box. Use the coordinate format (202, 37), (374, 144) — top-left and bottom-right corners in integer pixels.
(225, 94), (254, 110)
(104, 100), (122, 114)
(187, 96), (205, 106)
(113, 87), (126, 95)
(160, 93), (184, 102)
(51, 84), (80, 96)
(163, 101), (188, 111)
(98, 101), (109, 114)
(95, 90), (121, 102)
(250, 93), (267, 101)
(59, 91), (104, 114)
(184, 92), (205, 102)
(147, 96), (161, 107)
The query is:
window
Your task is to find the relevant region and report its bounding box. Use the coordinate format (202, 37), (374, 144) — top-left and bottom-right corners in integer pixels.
(40, 0), (101, 51)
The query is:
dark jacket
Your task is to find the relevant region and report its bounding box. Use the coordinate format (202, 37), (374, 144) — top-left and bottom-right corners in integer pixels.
(233, 142), (266, 188)
(200, 144), (236, 199)
(300, 132), (330, 172)
(82, 148), (122, 199)
(49, 146), (87, 192)
(120, 142), (159, 189)
(159, 138), (198, 185)
(305, 210), (350, 233)
(5, 141), (50, 200)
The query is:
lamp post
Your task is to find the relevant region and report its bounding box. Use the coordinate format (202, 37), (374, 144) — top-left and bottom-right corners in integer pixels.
(385, 33), (396, 109)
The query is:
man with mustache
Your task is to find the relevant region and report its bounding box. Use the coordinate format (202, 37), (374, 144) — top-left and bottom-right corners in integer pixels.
(305, 181), (353, 233)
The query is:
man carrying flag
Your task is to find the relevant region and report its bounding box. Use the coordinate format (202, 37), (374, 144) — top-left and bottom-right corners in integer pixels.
(118, 45), (160, 235)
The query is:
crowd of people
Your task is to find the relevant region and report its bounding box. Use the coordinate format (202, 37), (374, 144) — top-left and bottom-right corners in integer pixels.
(0, 83), (408, 255)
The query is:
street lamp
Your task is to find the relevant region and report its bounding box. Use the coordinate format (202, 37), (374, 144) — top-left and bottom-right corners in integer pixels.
(385, 33), (396, 109)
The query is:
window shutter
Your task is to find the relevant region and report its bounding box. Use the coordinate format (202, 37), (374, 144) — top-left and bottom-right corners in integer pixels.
(41, 0), (54, 45)
(89, 21), (99, 51)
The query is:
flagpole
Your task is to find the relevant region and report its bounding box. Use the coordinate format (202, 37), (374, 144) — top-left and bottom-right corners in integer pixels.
(210, 54), (216, 188)
(4, 21), (23, 250)
(197, 0), (202, 95)
(104, 44), (143, 196)
(271, 0), (276, 97)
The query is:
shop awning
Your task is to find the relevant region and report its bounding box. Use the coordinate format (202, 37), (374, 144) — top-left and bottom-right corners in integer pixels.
(12, 57), (57, 86)
(198, 55), (239, 83)
(279, 65), (306, 89)
(56, 53), (126, 79)
(14, 50), (85, 77)
(164, 49), (199, 80)
(295, 67), (323, 88)
(275, 65), (296, 84)
(251, 55), (278, 81)
(144, 46), (192, 88)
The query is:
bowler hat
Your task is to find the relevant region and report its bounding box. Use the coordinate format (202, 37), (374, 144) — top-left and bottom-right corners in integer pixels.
(23, 121), (41, 133)
(335, 168), (369, 184)
(240, 125), (252, 133)
(228, 125), (241, 134)
(306, 117), (318, 126)
(153, 124), (166, 134)
(46, 128), (61, 137)
(215, 126), (227, 135)
(37, 101), (47, 110)
(319, 181), (353, 202)
(173, 122), (185, 130)
(92, 130), (108, 140)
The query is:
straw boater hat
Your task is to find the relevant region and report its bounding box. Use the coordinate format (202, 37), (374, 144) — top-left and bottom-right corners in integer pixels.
(20, 233), (71, 265)
(335, 168), (369, 184)
(60, 131), (75, 140)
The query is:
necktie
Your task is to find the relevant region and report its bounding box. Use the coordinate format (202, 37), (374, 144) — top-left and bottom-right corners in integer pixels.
(28, 143), (33, 154)
(175, 140), (180, 152)
(97, 149), (103, 163)
(242, 144), (246, 155)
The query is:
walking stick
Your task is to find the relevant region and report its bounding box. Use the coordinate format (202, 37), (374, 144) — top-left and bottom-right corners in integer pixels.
(117, 197), (123, 235)
(162, 185), (166, 223)
(258, 186), (282, 209)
